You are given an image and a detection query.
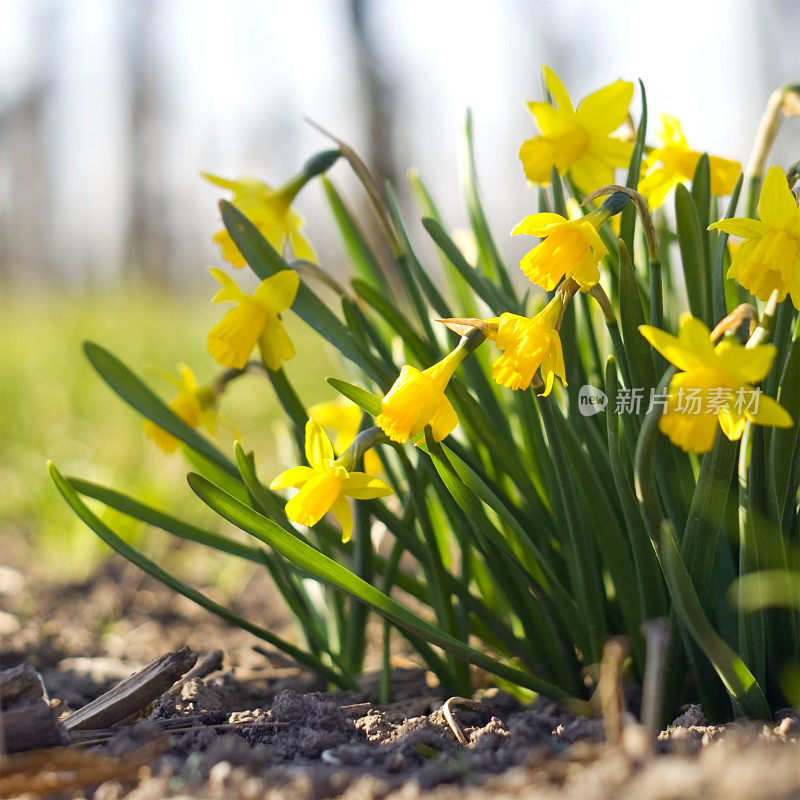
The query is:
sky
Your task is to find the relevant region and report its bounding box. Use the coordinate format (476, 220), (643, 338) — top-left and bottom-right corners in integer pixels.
(0, 0), (798, 284)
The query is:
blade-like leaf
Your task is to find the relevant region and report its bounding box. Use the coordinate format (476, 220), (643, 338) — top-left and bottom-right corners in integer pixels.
(49, 462), (355, 689)
(187, 471), (583, 707)
(83, 342), (238, 478)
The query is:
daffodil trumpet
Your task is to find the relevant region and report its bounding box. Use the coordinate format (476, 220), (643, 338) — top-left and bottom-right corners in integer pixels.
(513, 193), (629, 293)
(376, 330), (484, 444)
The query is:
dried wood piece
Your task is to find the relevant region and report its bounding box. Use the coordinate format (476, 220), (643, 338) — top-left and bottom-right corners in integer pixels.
(168, 649), (224, 695)
(0, 702), (68, 754)
(0, 738), (166, 796)
(0, 664), (47, 709)
(63, 646), (198, 732)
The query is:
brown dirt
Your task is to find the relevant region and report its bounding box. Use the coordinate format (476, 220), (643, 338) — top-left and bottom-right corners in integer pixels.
(1, 559), (799, 799)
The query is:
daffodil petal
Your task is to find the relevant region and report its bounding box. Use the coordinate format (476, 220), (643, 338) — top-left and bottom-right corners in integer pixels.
(576, 79), (634, 134)
(708, 218), (766, 239)
(289, 228), (318, 263)
(512, 212), (566, 237)
(259, 318), (295, 371)
(330, 495), (353, 543)
(285, 472), (341, 528)
(758, 166), (797, 229)
(209, 268), (247, 304)
(429, 395), (459, 441)
(253, 270), (300, 314)
(543, 66), (573, 114)
(526, 101), (559, 134)
(207, 304), (266, 369)
(745, 394), (793, 428)
(569, 156), (616, 197)
(677, 315), (716, 360)
(717, 408), (747, 441)
(639, 324), (706, 372)
(270, 465), (315, 490)
(341, 471), (393, 499)
(304, 418), (334, 470)
(714, 341), (776, 384)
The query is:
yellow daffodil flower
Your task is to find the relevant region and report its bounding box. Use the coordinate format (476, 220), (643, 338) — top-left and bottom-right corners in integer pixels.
(308, 398), (383, 474)
(144, 364), (217, 453)
(513, 211), (608, 291)
(376, 348), (466, 444)
(639, 115), (741, 209)
(709, 166), (800, 308)
(207, 267), (299, 370)
(640, 314), (792, 454)
(520, 66), (634, 195)
(486, 296), (567, 394)
(270, 419), (392, 542)
(203, 173), (317, 267)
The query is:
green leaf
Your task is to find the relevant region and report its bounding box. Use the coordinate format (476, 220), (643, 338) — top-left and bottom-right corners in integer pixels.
(187, 471), (583, 707)
(352, 279), (433, 364)
(659, 519), (770, 719)
(771, 333), (800, 532)
(408, 169), (477, 317)
(49, 462), (355, 689)
(67, 476), (264, 564)
(322, 177), (387, 289)
(326, 378), (382, 417)
(681, 430), (739, 607)
(710, 174), (744, 321)
(460, 111), (517, 303)
(604, 359), (666, 620)
(675, 184), (709, 324)
(83, 342), (238, 479)
(618, 238), (656, 393)
(620, 79), (647, 254)
(422, 217), (508, 315)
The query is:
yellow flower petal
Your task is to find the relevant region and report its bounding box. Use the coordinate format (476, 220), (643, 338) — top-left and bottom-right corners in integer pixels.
(305, 418), (335, 470)
(258, 317), (295, 371)
(519, 136), (558, 185)
(639, 324), (707, 373)
(542, 66), (574, 114)
(526, 101), (560, 135)
(270, 465), (315, 490)
(658, 402), (720, 453)
(708, 218), (767, 239)
(717, 408), (747, 442)
(330, 495), (353, 543)
(285, 472), (342, 528)
(576, 79), (634, 135)
(758, 166), (797, 229)
(207, 303), (267, 369)
(209, 267), (248, 303)
(714, 341), (776, 385)
(253, 270), (300, 314)
(512, 212), (566, 237)
(340, 472), (393, 499)
(429, 395), (459, 441)
(289, 227), (318, 263)
(745, 393), (793, 428)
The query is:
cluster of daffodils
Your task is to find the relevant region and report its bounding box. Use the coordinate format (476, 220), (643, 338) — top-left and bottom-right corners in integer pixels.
(147, 66), (798, 545)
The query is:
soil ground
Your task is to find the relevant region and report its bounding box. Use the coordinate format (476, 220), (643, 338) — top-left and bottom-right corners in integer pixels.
(1, 558), (799, 799)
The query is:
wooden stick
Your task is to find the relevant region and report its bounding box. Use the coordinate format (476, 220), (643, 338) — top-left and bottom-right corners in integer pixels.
(63, 646), (198, 732)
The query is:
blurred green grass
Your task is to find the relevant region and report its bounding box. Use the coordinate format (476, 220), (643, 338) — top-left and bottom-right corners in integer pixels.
(0, 283), (340, 583)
